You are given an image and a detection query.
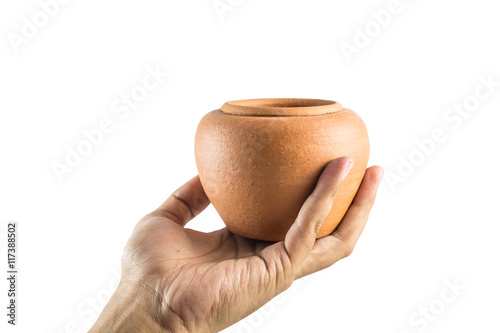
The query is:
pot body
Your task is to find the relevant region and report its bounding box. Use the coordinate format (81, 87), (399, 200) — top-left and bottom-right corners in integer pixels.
(194, 99), (369, 241)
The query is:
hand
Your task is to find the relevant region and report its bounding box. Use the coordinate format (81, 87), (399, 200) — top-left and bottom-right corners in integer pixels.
(90, 157), (383, 332)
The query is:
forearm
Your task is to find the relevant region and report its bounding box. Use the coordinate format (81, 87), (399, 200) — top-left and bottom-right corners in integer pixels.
(90, 282), (170, 333)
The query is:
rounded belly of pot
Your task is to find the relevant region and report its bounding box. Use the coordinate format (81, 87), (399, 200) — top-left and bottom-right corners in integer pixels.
(194, 109), (369, 241)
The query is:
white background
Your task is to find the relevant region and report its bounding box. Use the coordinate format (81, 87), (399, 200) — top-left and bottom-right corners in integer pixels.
(1, 0), (499, 332)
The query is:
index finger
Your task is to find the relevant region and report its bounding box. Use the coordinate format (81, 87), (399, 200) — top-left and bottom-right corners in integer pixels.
(295, 165), (384, 278)
(284, 157), (354, 268)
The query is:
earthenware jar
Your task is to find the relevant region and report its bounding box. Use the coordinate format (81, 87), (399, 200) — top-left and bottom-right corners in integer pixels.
(194, 98), (369, 241)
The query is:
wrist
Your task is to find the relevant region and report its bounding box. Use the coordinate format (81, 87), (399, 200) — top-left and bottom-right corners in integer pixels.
(90, 281), (176, 333)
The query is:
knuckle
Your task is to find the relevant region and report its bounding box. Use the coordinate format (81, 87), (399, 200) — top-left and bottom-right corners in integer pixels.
(332, 238), (354, 259)
(312, 216), (326, 234)
(300, 211), (326, 235)
(308, 190), (323, 202)
(341, 243), (354, 258)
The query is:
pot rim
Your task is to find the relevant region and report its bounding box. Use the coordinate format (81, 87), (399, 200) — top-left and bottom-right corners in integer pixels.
(220, 98), (343, 117)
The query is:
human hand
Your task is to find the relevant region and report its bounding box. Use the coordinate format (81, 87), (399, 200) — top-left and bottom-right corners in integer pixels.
(90, 157), (383, 332)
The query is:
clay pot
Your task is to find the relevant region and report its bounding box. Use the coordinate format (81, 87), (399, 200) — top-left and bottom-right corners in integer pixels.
(194, 98), (369, 241)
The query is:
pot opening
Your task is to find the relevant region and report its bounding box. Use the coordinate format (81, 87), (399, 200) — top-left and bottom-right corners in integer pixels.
(220, 98), (343, 117)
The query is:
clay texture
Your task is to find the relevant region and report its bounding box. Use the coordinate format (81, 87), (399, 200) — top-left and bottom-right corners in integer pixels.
(195, 98), (370, 241)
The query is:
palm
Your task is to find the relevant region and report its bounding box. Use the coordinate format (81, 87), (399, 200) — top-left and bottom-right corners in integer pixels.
(121, 159), (382, 332)
(126, 215), (290, 331)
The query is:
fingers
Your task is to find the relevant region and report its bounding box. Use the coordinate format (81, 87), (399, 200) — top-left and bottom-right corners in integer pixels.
(332, 166), (384, 247)
(284, 157), (354, 269)
(295, 166), (384, 278)
(152, 175), (211, 227)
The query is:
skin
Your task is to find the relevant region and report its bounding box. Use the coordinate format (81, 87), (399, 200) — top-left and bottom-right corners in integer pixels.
(90, 157), (383, 332)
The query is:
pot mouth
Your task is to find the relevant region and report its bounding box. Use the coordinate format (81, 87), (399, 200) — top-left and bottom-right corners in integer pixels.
(220, 98), (343, 117)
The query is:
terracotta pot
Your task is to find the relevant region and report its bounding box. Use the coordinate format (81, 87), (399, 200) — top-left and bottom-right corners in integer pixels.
(194, 98), (369, 241)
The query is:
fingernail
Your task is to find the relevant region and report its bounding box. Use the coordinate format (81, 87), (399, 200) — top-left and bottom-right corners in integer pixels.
(342, 160), (354, 179)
